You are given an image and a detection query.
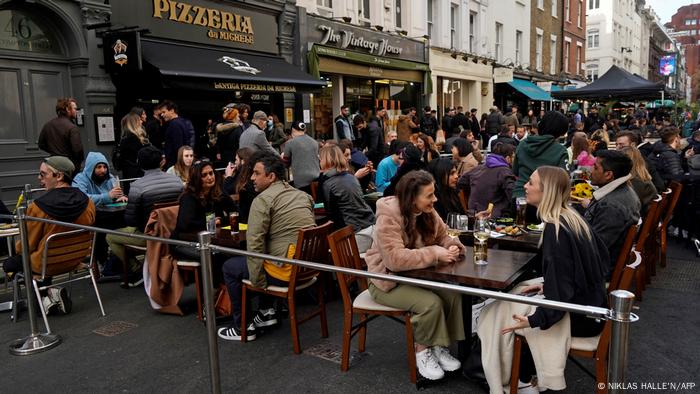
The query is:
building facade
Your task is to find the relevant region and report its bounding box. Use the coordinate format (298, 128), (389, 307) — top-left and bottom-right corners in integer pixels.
(295, 0), (430, 138)
(666, 4), (700, 101)
(529, 0), (564, 80)
(0, 0), (319, 204)
(426, 0), (494, 116)
(562, 0), (587, 85)
(585, 0), (644, 80)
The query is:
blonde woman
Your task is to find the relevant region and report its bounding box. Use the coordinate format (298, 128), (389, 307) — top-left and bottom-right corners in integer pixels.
(167, 145), (194, 183)
(620, 146), (658, 213)
(481, 166), (609, 392)
(118, 112), (150, 180)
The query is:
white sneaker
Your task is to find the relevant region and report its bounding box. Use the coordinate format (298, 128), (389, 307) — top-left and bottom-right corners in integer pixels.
(517, 380), (539, 394)
(431, 346), (461, 372)
(41, 295), (56, 314)
(416, 348), (445, 380)
(48, 287), (71, 314)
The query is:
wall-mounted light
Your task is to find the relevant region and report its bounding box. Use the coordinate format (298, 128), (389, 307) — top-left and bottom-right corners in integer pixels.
(451, 52), (458, 59)
(374, 25), (384, 31)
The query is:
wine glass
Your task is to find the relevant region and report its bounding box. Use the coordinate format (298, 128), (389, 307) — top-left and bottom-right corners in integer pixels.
(473, 218), (490, 265)
(446, 213), (460, 239)
(474, 218), (491, 243)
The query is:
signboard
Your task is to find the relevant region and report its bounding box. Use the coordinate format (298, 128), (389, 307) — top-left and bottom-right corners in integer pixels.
(102, 31), (142, 74)
(493, 67), (514, 83)
(305, 15), (426, 63)
(536, 81), (552, 92)
(659, 55), (676, 76)
(110, 0), (278, 54)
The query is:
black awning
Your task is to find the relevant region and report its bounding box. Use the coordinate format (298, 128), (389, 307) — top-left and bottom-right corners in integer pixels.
(141, 40), (326, 91)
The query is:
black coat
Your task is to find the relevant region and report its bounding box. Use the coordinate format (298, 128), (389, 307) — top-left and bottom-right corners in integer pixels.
(318, 169), (375, 231)
(118, 132), (147, 180)
(527, 221), (608, 334)
(648, 141), (684, 186)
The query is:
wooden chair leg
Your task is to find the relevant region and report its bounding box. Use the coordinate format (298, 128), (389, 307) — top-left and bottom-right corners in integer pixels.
(510, 335), (523, 394)
(404, 314), (417, 384)
(288, 292), (301, 354)
(120, 251), (130, 289)
(318, 275), (329, 338)
(660, 230), (667, 268)
(358, 313), (368, 353)
(241, 285), (248, 343)
(595, 355), (608, 394)
(194, 268), (203, 322)
(634, 269), (644, 301)
(340, 310), (353, 372)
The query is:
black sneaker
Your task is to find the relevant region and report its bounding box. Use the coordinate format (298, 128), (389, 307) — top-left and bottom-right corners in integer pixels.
(127, 271), (144, 288)
(253, 308), (278, 328)
(48, 287), (72, 315)
(217, 323), (256, 341)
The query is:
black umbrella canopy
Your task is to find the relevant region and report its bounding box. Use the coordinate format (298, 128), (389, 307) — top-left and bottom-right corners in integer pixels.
(552, 65), (666, 100)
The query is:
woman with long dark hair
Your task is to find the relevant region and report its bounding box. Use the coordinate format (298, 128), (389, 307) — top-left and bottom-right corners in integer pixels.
(451, 138), (478, 176)
(223, 147), (256, 223)
(365, 170), (465, 381)
(428, 158), (463, 219)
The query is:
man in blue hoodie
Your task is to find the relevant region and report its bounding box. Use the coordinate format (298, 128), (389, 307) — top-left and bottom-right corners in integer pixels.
(72, 151), (126, 207)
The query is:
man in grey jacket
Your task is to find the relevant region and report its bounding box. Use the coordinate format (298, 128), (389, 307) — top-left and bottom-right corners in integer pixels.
(239, 110), (279, 156)
(106, 146), (183, 286)
(583, 150), (640, 276)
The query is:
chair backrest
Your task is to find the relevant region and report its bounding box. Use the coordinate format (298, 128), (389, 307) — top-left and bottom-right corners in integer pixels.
(328, 226), (367, 309)
(41, 229), (94, 279)
(310, 181), (319, 202)
(608, 224), (638, 293)
(289, 221), (333, 284)
(459, 189), (469, 212)
(152, 200), (180, 210)
(635, 196), (660, 247)
(660, 181), (683, 228)
(597, 250), (641, 357)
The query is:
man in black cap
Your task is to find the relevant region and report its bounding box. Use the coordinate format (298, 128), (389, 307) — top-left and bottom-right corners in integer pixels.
(282, 121), (320, 195)
(3, 156), (95, 315)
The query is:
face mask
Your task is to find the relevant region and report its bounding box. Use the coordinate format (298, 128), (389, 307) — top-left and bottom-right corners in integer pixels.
(267, 120), (273, 127)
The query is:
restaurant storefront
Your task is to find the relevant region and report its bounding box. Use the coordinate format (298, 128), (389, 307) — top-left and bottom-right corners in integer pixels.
(428, 49), (493, 119)
(302, 14), (430, 139)
(108, 0), (325, 140)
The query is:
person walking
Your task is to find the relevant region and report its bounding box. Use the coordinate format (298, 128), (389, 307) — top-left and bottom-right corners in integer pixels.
(38, 97), (84, 171)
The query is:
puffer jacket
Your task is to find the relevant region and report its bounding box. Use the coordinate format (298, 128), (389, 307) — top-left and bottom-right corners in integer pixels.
(647, 141), (683, 185)
(318, 168), (375, 231)
(364, 197), (463, 292)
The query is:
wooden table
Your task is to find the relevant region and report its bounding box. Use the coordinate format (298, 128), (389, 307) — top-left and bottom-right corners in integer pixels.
(212, 228), (245, 249)
(396, 246), (537, 373)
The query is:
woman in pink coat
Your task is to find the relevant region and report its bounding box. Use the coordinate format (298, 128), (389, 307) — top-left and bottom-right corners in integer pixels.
(365, 170), (465, 381)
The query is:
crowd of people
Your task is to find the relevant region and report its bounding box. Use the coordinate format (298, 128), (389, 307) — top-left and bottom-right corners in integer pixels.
(4, 96), (700, 389)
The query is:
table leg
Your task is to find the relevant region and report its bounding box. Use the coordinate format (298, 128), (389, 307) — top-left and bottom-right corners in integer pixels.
(457, 294), (473, 363)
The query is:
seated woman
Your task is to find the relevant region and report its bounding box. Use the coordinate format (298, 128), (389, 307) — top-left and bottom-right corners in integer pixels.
(589, 129), (610, 155)
(171, 160), (236, 261)
(458, 143), (516, 218)
(383, 144), (426, 197)
(223, 147), (256, 223)
(428, 158), (463, 220)
(619, 146), (657, 215)
(167, 145), (194, 184)
(413, 133), (440, 163)
(365, 170), (465, 381)
(338, 139), (372, 192)
(487, 166), (608, 392)
(318, 145), (376, 252)
(451, 138), (479, 176)
(572, 133), (596, 167)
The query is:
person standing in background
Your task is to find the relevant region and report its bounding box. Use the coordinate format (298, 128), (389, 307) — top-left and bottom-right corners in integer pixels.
(38, 97), (84, 171)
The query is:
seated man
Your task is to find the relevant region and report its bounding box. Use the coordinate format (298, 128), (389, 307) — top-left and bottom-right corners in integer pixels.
(375, 140), (407, 194)
(647, 127), (685, 187)
(583, 150), (641, 275)
(3, 156), (95, 314)
(72, 151), (125, 207)
(218, 152), (316, 341)
(105, 146), (183, 285)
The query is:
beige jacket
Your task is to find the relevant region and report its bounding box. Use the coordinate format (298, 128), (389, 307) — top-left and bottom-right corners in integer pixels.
(364, 196), (463, 292)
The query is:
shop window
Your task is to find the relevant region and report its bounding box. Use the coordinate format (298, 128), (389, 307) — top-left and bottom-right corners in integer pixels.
(0, 70), (23, 140)
(437, 77), (463, 114)
(469, 12), (477, 53)
(0, 9), (63, 54)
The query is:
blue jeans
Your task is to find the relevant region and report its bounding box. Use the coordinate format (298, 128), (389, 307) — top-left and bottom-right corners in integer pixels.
(222, 256), (286, 326)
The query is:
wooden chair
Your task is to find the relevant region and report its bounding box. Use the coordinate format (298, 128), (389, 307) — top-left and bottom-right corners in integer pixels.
(658, 181), (683, 269)
(240, 221), (332, 354)
(32, 229), (105, 333)
(310, 180), (319, 202)
(647, 188), (672, 271)
(458, 189), (469, 212)
(327, 226), (417, 383)
(632, 196), (661, 299)
(509, 250), (642, 394)
(120, 199), (179, 288)
(608, 223), (638, 293)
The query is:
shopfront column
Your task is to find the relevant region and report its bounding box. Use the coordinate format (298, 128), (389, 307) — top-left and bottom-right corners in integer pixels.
(331, 75), (343, 120)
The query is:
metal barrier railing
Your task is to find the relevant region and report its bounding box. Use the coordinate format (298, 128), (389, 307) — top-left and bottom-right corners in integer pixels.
(0, 209), (637, 394)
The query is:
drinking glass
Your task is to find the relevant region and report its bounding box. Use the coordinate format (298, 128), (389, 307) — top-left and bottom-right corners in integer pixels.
(446, 213), (460, 239)
(473, 218), (490, 265)
(516, 197), (527, 226)
(113, 175), (120, 190)
(229, 212), (239, 234)
(466, 209), (476, 231)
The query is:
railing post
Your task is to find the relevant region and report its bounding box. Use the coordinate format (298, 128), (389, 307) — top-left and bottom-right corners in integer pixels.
(198, 231), (221, 394)
(607, 289), (636, 394)
(23, 184), (32, 207)
(9, 206), (61, 355)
